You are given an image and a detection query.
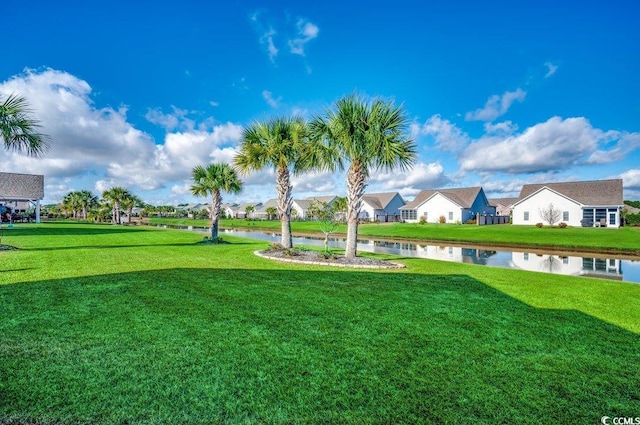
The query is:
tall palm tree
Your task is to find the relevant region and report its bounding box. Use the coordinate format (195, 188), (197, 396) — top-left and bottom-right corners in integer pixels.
(62, 191), (83, 218)
(309, 94), (416, 258)
(191, 163), (243, 241)
(102, 186), (131, 224)
(0, 94), (49, 156)
(234, 116), (309, 249)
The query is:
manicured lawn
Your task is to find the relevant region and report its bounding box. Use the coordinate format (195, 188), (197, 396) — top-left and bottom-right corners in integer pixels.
(148, 217), (640, 253)
(1, 223), (639, 423)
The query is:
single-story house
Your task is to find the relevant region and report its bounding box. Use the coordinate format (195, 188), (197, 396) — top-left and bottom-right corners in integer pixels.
(292, 195), (338, 220)
(489, 197), (519, 217)
(254, 199), (279, 220)
(0, 172), (45, 223)
(359, 192), (405, 222)
(400, 186), (496, 224)
(511, 179), (623, 228)
(227, 202), (261, 219)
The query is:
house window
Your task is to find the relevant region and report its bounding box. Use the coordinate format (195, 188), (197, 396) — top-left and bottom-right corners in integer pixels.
(401, 210), (417, 220)
(448, 212), (453, 221)
(563, 211), (569, 221)
(524, 211), (529, 221)
(523, 253), (529, 261)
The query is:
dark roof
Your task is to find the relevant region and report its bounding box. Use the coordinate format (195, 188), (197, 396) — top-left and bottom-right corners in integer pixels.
(518, 179), (623, 206)
(402, 187), (482, 209)
(0, 172), (45, 200)
(489, 197), (519, 207)
(362, 192), (402, 210)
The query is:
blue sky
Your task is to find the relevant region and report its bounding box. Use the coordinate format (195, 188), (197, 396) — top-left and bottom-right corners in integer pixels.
(2, 0), (639, 205)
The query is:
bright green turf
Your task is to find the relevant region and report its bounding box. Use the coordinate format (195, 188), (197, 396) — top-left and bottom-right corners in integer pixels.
(1, 223), (639, 423)
(148, 217), (640, 253)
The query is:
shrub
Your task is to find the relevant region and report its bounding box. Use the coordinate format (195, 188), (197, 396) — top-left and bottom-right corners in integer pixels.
(559, 222), (568, 228)
(318, 251), (337, 260)
(283, 248), (299, 257)
(439, 215), (446, 224)
(269, 242), (284, 251)
(419, 216), (426, 225)
(465, 218), (476, 225)
(536, 222), (544, 228)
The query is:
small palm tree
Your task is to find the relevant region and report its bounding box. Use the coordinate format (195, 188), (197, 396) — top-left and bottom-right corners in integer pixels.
(265, 206), (277, 220)
(234, 116), (310, 249)
(78, 190), (99, 220)
(191, 163), (243, 241)
(102, 186), (131, 224)
(0, 94), (49, 156)
(62, 191), (83, 218)
(309, 94), (416, 258)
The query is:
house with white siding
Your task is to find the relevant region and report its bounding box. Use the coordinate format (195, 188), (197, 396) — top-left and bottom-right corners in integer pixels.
(254, 199), (279, 219)
(400, 187), (495, 224)
(359, 192), (405, 222)
(511, 179), (623, 228)
(0, 172), (45, 222)
(489, 197), (519, 217)
(292, 195), (337, 220)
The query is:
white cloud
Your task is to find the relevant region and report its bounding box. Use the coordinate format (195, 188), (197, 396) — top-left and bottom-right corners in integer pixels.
(0, 68), (244, 202)
(484, 120), (518, 135)
(369, 162), (447, 194)
(621, 169), (640, 190)
(288, 19), (319, 56)
(262, 90), (281, 108)
(460, 116), (612, 173)
(412, 115), (470, 152)
(545, 62), (558, 78)
(465, 88), (526, 122)
(291, 170), (338, 194)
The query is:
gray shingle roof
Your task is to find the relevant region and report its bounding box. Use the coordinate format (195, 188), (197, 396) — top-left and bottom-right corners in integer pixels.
(0, 172), (44, 200)
(362, 192), (402, 210)
(489, 197), (519, 207)
(402, 187), (482, 209)
(518, 179), (623, 206)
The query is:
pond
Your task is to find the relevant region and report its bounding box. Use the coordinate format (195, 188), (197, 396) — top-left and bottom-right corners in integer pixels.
(159, 225), (640, 284)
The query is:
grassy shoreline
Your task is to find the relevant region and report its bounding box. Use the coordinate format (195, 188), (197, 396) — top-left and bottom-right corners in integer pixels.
(147, 217), (640, 255)
(2, 223), (639, 423)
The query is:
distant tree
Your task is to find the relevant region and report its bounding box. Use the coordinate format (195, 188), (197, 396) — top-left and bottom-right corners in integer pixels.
(624, 200), (640, 209)
(77, 190), (98, 220)
(61, 191), (83, 218)
(307, 200), (326, 221)
(314, 202), (340, 252)
(538, 203), (562, 226)
(102, 186), (131, 224)
(121, 193), (144, 224)
(190, 163), (243, 241)
(244, 205), (255, 219)
(265, 206), (277, 220)
(332, 196), (348, 222)
(0, 94), (49, 156)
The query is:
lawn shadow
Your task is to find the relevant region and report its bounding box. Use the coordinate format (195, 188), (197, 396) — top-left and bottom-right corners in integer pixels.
(1, 267), (639, 423)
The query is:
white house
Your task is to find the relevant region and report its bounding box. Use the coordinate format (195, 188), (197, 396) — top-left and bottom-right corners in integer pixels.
(400, 187), (496, 224)
(359, 192), (405, 222)
(0, 172), (45, 223)
(292, 195), (337, 220)
(229, 202), (262, 219)
(511, 252), (622, 280)
(254, 199), (279, 220)
(511, 179), (623, 228)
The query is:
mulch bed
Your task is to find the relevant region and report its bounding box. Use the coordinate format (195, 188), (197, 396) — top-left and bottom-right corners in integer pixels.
(256, 249), (404, 269)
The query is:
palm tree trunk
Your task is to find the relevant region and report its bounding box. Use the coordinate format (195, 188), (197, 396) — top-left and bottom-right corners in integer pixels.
(211, 190), (222, 240)
(276, 166), (293, 249)
(345, 161), (366, 259)
(115, 201), (121, 224)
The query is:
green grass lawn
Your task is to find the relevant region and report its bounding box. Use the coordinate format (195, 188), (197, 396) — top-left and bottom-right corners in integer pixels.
(148, 217), (640, 253)
(1, 223), (639, 423)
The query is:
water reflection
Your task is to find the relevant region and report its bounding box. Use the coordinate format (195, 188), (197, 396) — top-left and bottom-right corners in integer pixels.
(155, 225), (639, 283)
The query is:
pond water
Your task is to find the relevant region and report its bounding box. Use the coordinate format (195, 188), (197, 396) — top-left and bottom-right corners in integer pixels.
(160, 225), (640, 284)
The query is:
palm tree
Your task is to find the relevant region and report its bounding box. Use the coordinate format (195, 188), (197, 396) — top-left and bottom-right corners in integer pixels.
(62, 191), (83, 218)
(234, 116), (310, 249)
(332, 196), (348, 223)
(191, 163), (243, 241)
(265, 206), (277, 220)
(0, 94), (49, 156)
(121, 193), (144, 224)
(309, 94), (416, 258)
(102, 186), (131, 224)
(77, 190), (98, 220)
